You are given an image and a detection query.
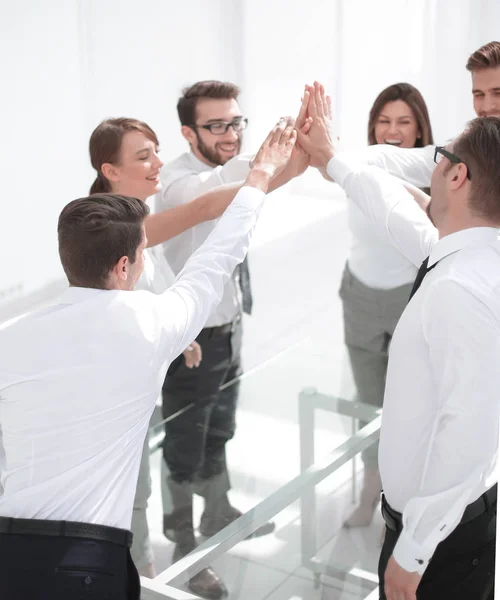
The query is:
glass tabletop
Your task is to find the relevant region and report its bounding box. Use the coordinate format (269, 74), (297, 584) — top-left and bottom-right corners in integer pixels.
(143, 333), (381, 600)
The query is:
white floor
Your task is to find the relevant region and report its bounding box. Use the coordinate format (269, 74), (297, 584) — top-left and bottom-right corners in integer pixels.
(144, 184), (382, 600)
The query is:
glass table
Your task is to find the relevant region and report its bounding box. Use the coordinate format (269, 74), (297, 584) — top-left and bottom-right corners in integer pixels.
(142, 334), (381, 600)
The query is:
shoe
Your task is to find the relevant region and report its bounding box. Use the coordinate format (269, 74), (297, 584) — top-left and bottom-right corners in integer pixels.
(199, 506), (276, 539)
(172, 530), (228, 600)
(163, 515), (178, 543)
(343, 467), (382, 528)
(186, 568), (228, 600)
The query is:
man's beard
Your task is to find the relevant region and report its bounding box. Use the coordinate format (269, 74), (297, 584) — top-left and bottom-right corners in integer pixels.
(195, 131), (242, 166)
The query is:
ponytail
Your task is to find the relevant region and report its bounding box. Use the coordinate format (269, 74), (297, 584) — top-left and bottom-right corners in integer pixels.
(89, 171), (110, 195)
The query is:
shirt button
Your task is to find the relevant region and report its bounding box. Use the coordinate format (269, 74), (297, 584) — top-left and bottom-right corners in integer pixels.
(85, 576), (92, 585)
(472, 558), (480, 566)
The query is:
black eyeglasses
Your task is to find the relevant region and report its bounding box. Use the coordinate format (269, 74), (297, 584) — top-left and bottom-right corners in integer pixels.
(193, 117), (248, 135)
(434, 146), (472, 180)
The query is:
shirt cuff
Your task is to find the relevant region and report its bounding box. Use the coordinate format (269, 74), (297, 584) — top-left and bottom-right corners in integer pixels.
(326, 154), (361, 187)
(220, 153), (252, 183)
(236, 185), (266, 211)
(393, 529), (436, 576)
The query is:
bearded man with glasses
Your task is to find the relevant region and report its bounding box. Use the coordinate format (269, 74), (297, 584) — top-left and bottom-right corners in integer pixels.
(153, 80), (309, 599)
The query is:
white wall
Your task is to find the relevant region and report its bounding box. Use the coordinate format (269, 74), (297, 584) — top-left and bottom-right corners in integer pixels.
(1, 0), (499, 318)
(240, 0), (500, 150)
(1, 0), (88, 306)
(0, 0), (242, 317)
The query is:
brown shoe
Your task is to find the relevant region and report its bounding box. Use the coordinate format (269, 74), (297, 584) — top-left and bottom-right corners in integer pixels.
(172, 531), (228, 600)
(187, 568), (228, 600)
(199, 506), (276, 539)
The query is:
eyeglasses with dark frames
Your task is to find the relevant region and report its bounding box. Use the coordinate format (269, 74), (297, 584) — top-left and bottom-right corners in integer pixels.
(192, 117), (248, 136)
(434, 146), (472, 180)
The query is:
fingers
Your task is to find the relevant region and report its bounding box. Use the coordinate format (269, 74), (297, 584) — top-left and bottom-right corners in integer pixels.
(270, 117), (287, 146)
(295, 89), (310, 128)
(285, 128), (297, 149)
(326, 94), (333, 120)
(314, 81), (324, 119)
(306, 83), (319, 120)
(300, 116), (313, 135)
(296, 128), (313, 153)
(183, 342), (202, 368)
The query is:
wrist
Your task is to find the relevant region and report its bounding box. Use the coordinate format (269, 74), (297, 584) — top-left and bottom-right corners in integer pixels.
(245, 165), (274, 192)
(318, 147), (335, 167)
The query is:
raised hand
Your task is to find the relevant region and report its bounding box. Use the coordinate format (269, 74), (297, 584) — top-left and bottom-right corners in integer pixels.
(251, 118), (297, 180)
(298, 81), (336, 168)
(286, 89), (313, 177)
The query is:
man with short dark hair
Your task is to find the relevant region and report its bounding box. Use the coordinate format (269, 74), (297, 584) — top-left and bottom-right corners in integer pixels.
(300, 82), (499, 600)
(155, 80), (308, 598)
(0, 123), (296, 600)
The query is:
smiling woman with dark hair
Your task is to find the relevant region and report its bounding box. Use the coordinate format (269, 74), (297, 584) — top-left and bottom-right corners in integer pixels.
(341, 83), (434, 529)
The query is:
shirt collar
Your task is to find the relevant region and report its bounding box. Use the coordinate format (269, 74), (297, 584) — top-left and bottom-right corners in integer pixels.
(429, 227), (499, 267)
(60, 286), (110, 305)
(188, 151), (214, 174)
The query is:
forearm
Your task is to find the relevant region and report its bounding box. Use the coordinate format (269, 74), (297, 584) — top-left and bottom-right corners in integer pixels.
(146, 183), (247, 248)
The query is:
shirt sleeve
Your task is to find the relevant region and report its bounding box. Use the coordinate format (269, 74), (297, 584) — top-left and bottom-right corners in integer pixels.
(326, 155), (438, 266)
(393, 278), (500, 575)
(156, 153), (252, 210)
(153, 185), (264, 359)
(338, 144), (435, 188)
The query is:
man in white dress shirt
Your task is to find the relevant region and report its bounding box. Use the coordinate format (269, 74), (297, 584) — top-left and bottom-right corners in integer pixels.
(300, 83), (499, 600)
(0, 121), (296, 600)
(154, 81), (309, 581)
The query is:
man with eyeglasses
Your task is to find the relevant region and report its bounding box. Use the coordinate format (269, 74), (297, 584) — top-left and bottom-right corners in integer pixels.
(153, 80), (308, 599)
(300, 81), (498, 600)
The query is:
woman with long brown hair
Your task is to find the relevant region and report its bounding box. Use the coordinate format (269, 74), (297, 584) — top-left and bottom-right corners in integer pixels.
(341, 83), (434, 528)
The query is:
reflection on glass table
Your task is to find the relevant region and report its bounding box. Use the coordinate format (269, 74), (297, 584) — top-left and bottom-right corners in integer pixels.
(142, 336), (382, 600)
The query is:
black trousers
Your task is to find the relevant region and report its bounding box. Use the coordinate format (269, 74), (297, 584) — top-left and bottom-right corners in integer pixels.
(378, 505), (496, 599)
(0, 532), (140, 599)
(162, 319), (242, 484)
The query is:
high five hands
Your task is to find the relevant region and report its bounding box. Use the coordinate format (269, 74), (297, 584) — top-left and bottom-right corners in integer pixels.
(297, 81), (336, 168)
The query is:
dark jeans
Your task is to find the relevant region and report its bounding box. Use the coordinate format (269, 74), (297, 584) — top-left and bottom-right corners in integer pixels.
(162, 319), (242, 484)
(379, 504), (496, 599)
(0, 532), (140, 600)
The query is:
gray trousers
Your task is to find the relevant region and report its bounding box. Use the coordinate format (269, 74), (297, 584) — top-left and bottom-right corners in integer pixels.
(339, 265), (412, 467)
(130, 434), (154, 570)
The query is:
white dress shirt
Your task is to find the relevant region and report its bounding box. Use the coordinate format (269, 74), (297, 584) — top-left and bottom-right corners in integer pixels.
(342, 143), (436, 189)
(328, 155), (499, 576)
(0, 186), (264, 531)
(155, 151), (252, 327)
(347, 202), (418, 289)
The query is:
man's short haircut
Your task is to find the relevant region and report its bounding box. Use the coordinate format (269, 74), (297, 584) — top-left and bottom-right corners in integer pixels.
(466, 41), (500, 72)
(58, 194), (149, 289)
(453, 116), (500, 222)
(177, 80), (240, 127)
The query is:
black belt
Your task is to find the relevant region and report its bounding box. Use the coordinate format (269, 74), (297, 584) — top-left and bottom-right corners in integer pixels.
(381, 485), (497, 533)
(0, 516), (133, 548)
(200, 316), (240, 339)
